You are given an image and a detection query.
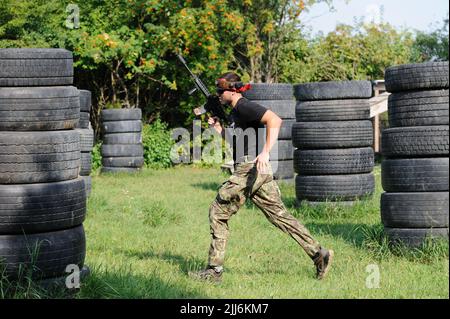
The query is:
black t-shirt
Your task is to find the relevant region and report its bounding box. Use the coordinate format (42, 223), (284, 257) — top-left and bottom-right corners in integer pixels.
(225, 98), (268, 163)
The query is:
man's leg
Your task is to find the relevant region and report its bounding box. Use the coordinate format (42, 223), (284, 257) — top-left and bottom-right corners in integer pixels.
(250, 179), (334, 279)
(190, 167), (249, 282)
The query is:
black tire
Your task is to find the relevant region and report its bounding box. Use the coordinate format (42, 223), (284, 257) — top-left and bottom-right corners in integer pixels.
(381, 192), (449, 228)
(270, 140), (294, 161)
(101, 109), (142, 121)
(250, 100), (295, 119)
(242, 84), (294, 100)
(0, 178), (86, 234)
(388, 90), (449, 127)
(103, 133), (142, 144)
(101, 167), (141, 174)
(382, 158), (449, 192)
(101, 144), (144, 157)
(296, 99), (370, 122)
(82, 176), (92, 198)
(80, 152), (92, 176)
(0, 131), (80, 184)
(0, 225), (86, 280)
(270, 160), (294, 180)
(382, 126), (449, 158)
(293, 81), (373, 100)
(75, 112), (90, 129)
(102, 156), (144, 168)
(384, 227), (449, 248)
(279, 120), (295, 140)
(295, 173), (375, 201)
(385, 61), (449, 92)
(292, 121), (373, 149)
(0, 86), (79, 131)
(76, 128), (94, 152)
(102, 120), (142, 133)
(294, 147), (374, 175)
(79, 90), (92, 113)
(0, 48), (73, 86)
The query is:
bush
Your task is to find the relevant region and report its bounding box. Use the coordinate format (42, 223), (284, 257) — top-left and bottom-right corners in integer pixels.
(142, 119), (175, 169)
(91, 142), (102, 172)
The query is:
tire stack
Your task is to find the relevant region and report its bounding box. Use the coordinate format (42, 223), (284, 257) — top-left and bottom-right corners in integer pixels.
(0, 49), (86, 283)
(382, 61), (449, 247)
(101, 108), (144, 173)
(292, 81), (375, 204)
(243, 84), (295, 180)
(75, 90), (94, 197)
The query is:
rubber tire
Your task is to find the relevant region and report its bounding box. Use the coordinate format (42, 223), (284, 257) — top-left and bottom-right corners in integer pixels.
(102, 120), (142, 133)
(101, 108), (142, 121)
(381, 192), (449, 228)
(101, 167), (141, 174)
(388, 90), (449, 127)
(0, 178), (86, 234)
(0, 225), (86, 280)
(0, 86), (79, 131)
(75, 112), (90, 129)
(242, 84), (294, 100)
(270, 160), (294, 180)
(0, 48), (73, 86)
(295, 173), (375, 201)
(102, 156), (144, 168)
(250, 100), (295, 119)
(296, 99), (370, 122)
(384, 227), (449, 248)
(101, 144), (144, 157)
(294, 147), (374, 175)
(385, 61), (449, 92)
(0, 131), (80, 184)
(382, 126), (449, 158)
(76, 128), (94, 152)
(381, 158), (449, 192)
(103, 133), (142, 144)
(292, 121), (373, 149)
(80, 152), (92, 176)
(82, 176), (92, 198)
(270, 140), (294, 161)
(294, 81), (373, 100)
(79, 90), (92, 113)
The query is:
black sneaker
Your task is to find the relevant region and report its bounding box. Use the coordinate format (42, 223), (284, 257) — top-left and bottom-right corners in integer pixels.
(188, 268), (223, 283)
(313, 248), (334, 280)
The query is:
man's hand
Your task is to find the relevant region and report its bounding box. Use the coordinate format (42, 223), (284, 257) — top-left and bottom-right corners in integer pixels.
(252, 151), (270, 174)
(207, 116), (223, 134)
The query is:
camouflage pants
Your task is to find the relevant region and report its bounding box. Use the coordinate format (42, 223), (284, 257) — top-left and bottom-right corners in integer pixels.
(208, 159), (321, 268)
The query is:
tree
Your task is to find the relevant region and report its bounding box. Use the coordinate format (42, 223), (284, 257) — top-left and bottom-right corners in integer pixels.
(413, 14), (449, 61)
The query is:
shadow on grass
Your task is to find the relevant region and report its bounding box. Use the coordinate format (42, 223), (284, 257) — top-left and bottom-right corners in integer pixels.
(120, 250), (206, 275)
(79, 265), (205, 299)
(190, 182), (221, 192)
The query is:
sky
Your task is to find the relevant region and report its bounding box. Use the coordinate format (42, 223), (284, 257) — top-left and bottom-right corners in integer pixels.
(300, 0), (449, 35)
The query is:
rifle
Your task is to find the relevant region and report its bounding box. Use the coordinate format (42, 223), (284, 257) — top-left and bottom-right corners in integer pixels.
(177, 54), (230, 125)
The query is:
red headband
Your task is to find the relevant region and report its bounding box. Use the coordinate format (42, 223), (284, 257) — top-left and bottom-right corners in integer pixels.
(216, 78), (252, 93)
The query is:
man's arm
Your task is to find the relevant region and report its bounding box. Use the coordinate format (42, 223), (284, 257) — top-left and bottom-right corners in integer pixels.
(253, 110), (282, 173)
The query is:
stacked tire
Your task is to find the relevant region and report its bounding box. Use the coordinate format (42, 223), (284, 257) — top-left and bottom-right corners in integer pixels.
(381, 61), (449, 247)
(243, 84), (295, 180)
(75, 90), (94, 197)
(0, 49), (86, 282)
(292, 81), (375, 204)
(101, 109), (144, 173)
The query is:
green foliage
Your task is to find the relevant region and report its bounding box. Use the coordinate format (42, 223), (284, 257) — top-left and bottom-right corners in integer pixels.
(91, 142), (102, 172)
(142, 119), (175, 169)
(413, 14), (449, 61)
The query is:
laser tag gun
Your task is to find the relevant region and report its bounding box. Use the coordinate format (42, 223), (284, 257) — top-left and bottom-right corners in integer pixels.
(177, 54), (231, 125)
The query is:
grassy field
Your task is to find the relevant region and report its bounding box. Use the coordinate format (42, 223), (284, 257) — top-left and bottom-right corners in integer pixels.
(2, 165), (449, 298)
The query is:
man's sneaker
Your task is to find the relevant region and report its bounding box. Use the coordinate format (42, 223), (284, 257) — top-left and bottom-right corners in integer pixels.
(313, 248), (334, 280)
(188, 268), (223, 283)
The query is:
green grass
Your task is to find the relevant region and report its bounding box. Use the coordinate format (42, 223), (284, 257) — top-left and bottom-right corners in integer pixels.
(2, 165), (449, 298)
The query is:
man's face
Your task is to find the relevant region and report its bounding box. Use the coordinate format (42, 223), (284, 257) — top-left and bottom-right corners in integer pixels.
(218, 89), (233, 105)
